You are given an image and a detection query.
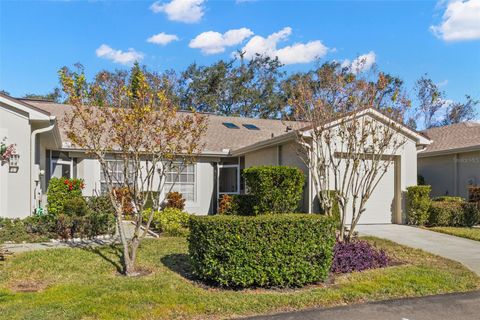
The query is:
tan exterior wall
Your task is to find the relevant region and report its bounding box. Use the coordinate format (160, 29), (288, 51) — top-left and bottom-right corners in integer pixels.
(418, 150), (480, 199)
(244, 146), (278, 167)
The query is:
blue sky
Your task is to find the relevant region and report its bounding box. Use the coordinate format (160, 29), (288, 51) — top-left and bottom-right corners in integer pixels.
(0, 0), (479, 105)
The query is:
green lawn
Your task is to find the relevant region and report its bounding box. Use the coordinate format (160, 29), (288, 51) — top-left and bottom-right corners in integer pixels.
(0, 237), (479, 320)
(427, 227), (480, 242)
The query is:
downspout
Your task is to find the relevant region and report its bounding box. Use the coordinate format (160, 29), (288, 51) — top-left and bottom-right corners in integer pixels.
(30, 119), (56, 214)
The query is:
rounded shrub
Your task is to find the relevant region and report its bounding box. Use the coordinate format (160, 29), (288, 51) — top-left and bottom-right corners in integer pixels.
(407, 185), (431, 226)
(149, 208), (190, 237)
(188, 214), (336, 288)
(47, 177), (84, 216)
(165, 192), (186, 210)
(243, 166), (305, 214)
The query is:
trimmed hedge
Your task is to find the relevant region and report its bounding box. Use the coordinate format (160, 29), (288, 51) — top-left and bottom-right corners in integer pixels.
(428, 201), (463, 227)
(407, 185), (432, 226)
(428, 201), (480, 227)
(243, 166), (305, 214)
(188, 214), (336, 288)
(432, 196), (464, 202)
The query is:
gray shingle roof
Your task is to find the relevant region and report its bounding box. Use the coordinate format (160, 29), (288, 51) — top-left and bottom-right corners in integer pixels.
(21, 99), (300, 154)
(421, 121), (480, 155)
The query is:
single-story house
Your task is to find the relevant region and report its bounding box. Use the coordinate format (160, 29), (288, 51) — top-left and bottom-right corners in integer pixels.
(0, 93), (430, 223)
(418, 121), (480, 199)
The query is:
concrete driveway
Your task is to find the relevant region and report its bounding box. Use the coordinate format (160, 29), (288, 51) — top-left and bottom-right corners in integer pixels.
(356, 224), (480, 276)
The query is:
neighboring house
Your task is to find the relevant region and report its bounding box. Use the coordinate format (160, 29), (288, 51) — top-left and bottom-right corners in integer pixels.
(0, 93), (430, 224)
(418, 122), (480, 199)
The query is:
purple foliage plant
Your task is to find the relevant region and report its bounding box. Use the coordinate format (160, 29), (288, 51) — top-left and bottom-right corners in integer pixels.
(331, 238), (389, 273)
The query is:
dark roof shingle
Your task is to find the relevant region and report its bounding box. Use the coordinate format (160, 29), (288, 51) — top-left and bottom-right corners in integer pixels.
(421, 121), (480, 155)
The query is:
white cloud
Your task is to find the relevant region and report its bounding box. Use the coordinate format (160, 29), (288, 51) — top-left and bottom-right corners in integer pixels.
(147, 32), (179, 45)
(342, 51), (376, 74)
(276, 41), (328, 65)
(95, 44), (144, 65)
(189, 28), (254, 54)
(430, 0), (480, 41)
(241, 27), (329, 65)
(150, 0), (205, 23)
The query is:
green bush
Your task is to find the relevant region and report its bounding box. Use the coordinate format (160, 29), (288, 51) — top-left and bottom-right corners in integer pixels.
(432, 196), (464, 202)
(149, 208), (190, 237)
(428, 201), (463, 227)
(0, 216), (55, 243)
(188, 214), (336, 288)
(47, 177), (84, 216)
(461, 203), (480, 227)
(407, 185), (432, 226)
(243, 166), (305, 214)
(428, 200), (479, 227)
(87, 195), (115, 216)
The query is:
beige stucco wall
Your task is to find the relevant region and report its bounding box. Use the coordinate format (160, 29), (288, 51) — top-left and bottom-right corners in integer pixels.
(244, 146), (278, 167)
(0, 104), (32, 218)
(418, 150), (480, 199)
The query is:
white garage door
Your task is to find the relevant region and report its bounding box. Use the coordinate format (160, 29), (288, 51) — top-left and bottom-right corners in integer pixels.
(346, 160), (396, 224)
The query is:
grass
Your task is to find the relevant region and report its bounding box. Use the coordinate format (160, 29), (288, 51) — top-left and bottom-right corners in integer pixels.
(426, 227), (480, 242)
(0, 237), (479, 320)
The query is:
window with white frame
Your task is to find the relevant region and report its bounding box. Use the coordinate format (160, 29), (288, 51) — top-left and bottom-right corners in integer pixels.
(100, 160), (134, 194)
(164, 163), (196, 202)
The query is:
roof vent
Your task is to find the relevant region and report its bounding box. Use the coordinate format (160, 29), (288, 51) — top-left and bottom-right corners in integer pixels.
(222, 122), (240, 129)
(285, 126), (292, 132)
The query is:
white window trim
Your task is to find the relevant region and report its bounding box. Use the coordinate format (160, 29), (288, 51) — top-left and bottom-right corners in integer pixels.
(49, 150), (73, 179)
(217, 163), (240, 197)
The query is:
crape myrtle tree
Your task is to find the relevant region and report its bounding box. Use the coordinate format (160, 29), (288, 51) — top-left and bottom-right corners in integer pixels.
(288, 62), (411, 241)
(59, 63), (207, 276)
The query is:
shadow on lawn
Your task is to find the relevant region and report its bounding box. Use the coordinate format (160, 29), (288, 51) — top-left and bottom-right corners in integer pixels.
(77, 243), (124, 274)
(161, 253), (196, 281)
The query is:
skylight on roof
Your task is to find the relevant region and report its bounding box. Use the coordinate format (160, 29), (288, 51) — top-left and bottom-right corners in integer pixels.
(243, 124), (260, 130)
(222, 122), (240, 129)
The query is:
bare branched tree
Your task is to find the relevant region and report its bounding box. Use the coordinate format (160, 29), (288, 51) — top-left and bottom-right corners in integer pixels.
(59, 63), (207, 275)
(288, 62), (411, 241)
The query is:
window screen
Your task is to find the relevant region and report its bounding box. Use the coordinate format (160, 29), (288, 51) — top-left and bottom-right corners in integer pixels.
(164, 163), (196, 202)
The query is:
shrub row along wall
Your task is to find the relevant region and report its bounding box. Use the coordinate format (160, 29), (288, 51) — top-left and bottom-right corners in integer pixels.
(407, 186), (480, 227)
(188, 214), (336, 288)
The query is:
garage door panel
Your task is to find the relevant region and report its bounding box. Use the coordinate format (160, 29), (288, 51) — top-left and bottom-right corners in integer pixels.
(345, 160), (395, 224)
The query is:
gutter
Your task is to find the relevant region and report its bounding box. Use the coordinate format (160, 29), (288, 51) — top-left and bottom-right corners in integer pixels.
(230, 131), (296, 156)
(30, 117), (56, 214)
(418, 145), (480, 158)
